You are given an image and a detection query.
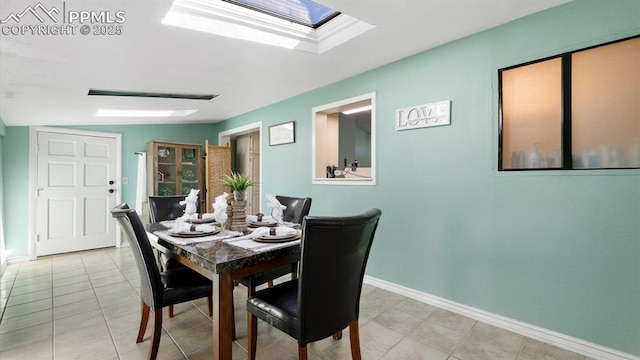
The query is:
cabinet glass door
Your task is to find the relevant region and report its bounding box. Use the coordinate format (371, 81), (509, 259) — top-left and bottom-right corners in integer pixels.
(157, 145), (178, 196)
(180, 146), (200, 195)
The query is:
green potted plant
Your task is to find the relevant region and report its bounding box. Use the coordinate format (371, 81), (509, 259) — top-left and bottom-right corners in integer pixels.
(222, 172), (253, 201)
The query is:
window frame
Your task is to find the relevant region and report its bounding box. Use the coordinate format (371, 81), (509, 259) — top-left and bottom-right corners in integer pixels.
(221, 0), (340, 28)
(311, 92), (377, 186)
(498, 35), (639, 171)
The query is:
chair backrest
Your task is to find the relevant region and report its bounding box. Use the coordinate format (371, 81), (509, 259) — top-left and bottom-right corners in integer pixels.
(296, 208), (381, 345)
(148, 195), (199, 223)
(275, 195), (312, 225)
(111, 203), (164, 309)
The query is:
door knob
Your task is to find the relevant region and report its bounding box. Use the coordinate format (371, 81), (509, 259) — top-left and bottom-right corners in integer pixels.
(109, 189), (115, 193)
(109, 180), (115, 185)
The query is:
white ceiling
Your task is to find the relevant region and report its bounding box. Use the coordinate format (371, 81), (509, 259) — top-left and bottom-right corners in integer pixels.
(0, 0), (571, 126)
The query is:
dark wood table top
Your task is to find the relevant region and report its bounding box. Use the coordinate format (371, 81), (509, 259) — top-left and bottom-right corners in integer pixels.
(145, 222), (301, 274)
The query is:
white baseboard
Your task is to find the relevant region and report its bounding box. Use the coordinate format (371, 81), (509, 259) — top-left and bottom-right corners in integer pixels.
(363, 275), (638, 360)
(7, 256), (31, 265)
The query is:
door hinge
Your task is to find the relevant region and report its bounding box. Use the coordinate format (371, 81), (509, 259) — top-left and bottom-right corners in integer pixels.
(36, 234), (40, 242)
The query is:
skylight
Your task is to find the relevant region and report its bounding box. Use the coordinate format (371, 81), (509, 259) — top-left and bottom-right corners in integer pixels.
(222, 0), (339, 28)
(162, 0), (374, 54)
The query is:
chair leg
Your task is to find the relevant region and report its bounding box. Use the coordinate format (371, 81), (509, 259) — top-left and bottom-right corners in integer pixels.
(236, 285), (256, 341)
(332, 330), (343, 340)
(148, 309), (163, 360)
(267, 280), (274, 288)
(156, 250), (164, 272)
(298, 346), (308, 360)
(247, 312), (258, 360)
(348, 320), (362, 360)
(207, 296), (213, 316)
(137, 300), (150, 343)
(168, 305), (174, 318)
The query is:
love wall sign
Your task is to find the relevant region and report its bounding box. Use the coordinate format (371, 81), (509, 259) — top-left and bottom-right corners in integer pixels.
(396, 100), (450, 131)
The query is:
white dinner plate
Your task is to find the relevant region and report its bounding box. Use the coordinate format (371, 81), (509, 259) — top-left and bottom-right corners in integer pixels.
(253, 233), (300, 243)
(247, 221), (277, 227)
(170, 227), (220, 238)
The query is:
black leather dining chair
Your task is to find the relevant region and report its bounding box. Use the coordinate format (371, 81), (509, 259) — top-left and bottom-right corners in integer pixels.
(148, 196), (195, 268)
(237, 196), (312, 291)
(148, 195), (202, 317)
(111, 203), (212, 360)
(230, 196), (312, 339)
(148, 195), (199, 223)
(246, 208), (382, 360)
(276, 195), (312, 225)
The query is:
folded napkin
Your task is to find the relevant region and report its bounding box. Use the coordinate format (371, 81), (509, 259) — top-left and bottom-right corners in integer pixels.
(180, 189), (200, 215)
(173, 222), (217, 232)
(155, 229), (242, 246)
(224, 236), (300, 253)
(177, 212), (216, 222)
(212, 192), (229, 225)
(250, 226), (298, 239)
(246, 215), (274, 223)
(187, 213), (215, 220)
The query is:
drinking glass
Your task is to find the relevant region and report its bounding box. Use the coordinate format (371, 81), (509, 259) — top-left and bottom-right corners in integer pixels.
(271, 207), (283, 226)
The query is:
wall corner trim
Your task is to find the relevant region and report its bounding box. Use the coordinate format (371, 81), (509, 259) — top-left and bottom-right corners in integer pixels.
(363, 276), (639, 360)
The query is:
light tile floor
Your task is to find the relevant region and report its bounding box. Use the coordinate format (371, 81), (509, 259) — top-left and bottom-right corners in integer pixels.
(0, 247), (589, 360)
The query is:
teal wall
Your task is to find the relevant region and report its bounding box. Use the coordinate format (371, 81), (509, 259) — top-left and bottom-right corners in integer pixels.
(3, 127), (28, 261)
(216, 0), (640, 355)
(0, 117), (5, 267)
(2, 124), (215, 259)
(1, 0), (638, 356)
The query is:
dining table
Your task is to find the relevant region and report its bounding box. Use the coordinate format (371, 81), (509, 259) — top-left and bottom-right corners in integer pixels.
(145, 221), (301, 360)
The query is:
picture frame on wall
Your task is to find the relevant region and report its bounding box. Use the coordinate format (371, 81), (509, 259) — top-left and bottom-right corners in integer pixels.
(269, 121), (295, 146)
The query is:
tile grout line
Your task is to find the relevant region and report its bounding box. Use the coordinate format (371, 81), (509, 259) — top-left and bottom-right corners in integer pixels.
(0, 268), (16, 325)
(49, 258), (55, 360)
(516, 335), (527, 359)
(51, 250), (112, 360)
(3, 248), (596, 360)
(105, 248), (135, 360)
(109, 246), (208, 359)
(86, 250), (124, 360)
(449, 318), (479, 359)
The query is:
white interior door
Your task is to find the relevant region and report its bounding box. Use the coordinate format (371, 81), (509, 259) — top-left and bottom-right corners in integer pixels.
(36, 131), (118, 256)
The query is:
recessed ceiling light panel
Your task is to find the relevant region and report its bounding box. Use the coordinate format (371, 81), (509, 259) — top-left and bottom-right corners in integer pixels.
(342, 105), (372, 115)
(95, 109), (198, 117)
